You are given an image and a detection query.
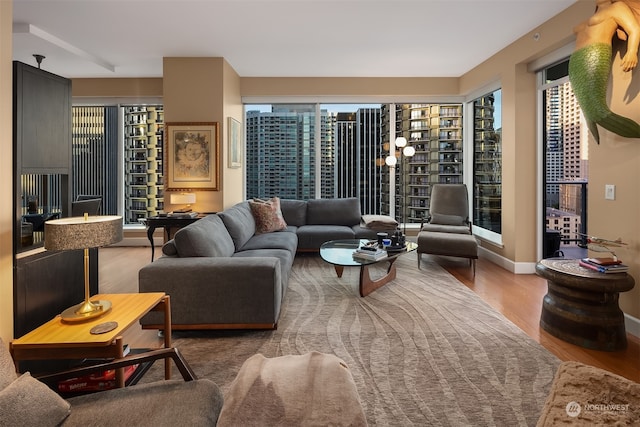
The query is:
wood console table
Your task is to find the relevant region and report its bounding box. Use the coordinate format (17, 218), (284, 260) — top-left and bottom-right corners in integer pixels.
(535, 259), (635, 351)
(10, 293), (171, 387)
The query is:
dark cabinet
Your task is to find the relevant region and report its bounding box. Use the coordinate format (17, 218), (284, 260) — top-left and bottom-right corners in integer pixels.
(13, 61), (72, 253)
(14, 61), (71, 173)
(12, 61), (97, 339)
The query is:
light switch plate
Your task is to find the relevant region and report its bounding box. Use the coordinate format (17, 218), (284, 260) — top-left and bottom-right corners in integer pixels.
(605, 184), (615, 200)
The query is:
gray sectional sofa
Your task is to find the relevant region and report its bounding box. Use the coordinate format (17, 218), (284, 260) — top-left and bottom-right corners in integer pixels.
(279, 198), (380, 250)
(139, 198), (383, 330)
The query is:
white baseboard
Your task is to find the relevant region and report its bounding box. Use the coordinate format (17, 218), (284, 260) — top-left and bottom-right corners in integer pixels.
(479, 247), (640, 339)
(478, 247), (536, 274)
(625, 313), (640, 339)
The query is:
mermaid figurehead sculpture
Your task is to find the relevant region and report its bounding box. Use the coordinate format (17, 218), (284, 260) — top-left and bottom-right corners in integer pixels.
(569, 0), (640, 143)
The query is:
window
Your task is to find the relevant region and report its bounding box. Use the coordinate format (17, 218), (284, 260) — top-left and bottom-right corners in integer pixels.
(244, 102), (463, 225)
(72, 104), (164, 225)
(472, 89), (502, 237)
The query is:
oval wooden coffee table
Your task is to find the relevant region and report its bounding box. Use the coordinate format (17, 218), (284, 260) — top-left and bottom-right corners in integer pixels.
(320, 239), (417, 297)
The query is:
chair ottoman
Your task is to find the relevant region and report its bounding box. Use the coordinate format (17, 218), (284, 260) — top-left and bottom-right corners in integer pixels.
(417, 231), (478, 273)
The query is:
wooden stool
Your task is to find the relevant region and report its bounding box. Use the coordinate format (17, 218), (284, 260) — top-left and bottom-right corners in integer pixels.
(535, 259), (635, 351)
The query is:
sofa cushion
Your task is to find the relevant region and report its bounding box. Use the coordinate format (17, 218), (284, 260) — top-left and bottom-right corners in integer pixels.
(162, 239), (178, 256)
(307, 198), (361, 226)
(174, 215), (235, 257)
(420, 223), (471, 234)
(249, 197), (287, 234)
(279, 199), (307, 226)
(218, 202), (256, 250)
(430, 213), (466, 226)
(296, 225), (355, 249)
(0, 372), (71, 427)
(239, 231), (298, 254)
(353, 224), (380, 240)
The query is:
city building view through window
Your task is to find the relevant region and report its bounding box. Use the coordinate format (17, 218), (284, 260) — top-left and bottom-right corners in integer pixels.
(244, 103), (474, 229)
(543, 59), (588, 258)
(66, 70), (584, 254)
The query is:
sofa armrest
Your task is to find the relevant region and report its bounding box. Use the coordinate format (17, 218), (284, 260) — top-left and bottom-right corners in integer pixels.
(36, 347), (197, 385)
(139, 256), (281, 289)
(139, 256), (284, 327)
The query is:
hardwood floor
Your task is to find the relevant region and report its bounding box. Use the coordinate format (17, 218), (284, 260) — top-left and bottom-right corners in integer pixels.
(99, 246), (639, 382)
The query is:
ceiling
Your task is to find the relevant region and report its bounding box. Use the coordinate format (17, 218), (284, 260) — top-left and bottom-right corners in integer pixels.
(12, 0), (578, 79)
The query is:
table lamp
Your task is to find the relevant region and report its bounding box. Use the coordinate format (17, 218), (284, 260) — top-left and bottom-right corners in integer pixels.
(170, 192), (196, 213)
(45, 215), (123, 322)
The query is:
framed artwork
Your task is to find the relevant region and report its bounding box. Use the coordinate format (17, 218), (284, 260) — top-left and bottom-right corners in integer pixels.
(228, 117), (242, 168)
(165, 122), (219, 191)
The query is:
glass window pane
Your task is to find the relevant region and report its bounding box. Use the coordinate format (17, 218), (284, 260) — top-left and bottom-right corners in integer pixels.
(72, 104), (164, 225)
(473, 90), (502, 234)
(392, 104), (464, 225)
(245, 104), (317, 200)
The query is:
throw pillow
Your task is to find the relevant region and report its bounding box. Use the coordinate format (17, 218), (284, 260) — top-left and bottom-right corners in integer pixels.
(0, 372), (71, 427)
(249, 197), (287, 234)
(361, 214), (398, 231)
(430, 212), (466, 226)
(0, 339), (17, 390)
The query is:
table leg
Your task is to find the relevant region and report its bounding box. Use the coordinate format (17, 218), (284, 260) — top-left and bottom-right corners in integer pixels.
(115, 336), (125, 388)
(162, 295), (172, 379)
(333, 265), (344, 278)
(147, 224), (156, 261)
(359, 259), (397, 297)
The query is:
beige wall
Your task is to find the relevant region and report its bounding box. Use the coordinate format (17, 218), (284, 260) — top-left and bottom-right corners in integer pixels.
(72, 78), (162, 98)
(0, 0), (13, 344)
(163, 58), (226, 212)
(241, 77), (459, 98)
(590, 43), (640, 317)
(222, 60), (244, 207)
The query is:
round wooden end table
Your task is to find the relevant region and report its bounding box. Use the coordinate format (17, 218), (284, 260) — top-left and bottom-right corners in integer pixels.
(535, 258), (635, 351)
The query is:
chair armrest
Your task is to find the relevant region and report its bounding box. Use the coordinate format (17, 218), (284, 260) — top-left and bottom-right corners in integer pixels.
(36, 347), (197, 384)
(420, 216), (431, 229)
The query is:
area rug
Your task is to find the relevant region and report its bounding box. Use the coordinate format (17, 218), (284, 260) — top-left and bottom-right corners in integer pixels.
(144, 253), (560, 426)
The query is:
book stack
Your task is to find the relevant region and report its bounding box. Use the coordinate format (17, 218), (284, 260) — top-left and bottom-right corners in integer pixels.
(58, 344), (138, 393)
(58, 364), (139, 393)
(169, 211), (199, 218)
(353, 244), (387, 261)
(578, 257), (629, 274)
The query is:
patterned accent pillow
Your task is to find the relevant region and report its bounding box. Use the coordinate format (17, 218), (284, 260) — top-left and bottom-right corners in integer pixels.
(249, 197), (288, 234)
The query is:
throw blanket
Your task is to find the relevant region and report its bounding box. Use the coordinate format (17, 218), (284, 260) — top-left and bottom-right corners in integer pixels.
(217, 352), (367, 426)
(537, 361), (640, 426)
(361, 214), (398, 232)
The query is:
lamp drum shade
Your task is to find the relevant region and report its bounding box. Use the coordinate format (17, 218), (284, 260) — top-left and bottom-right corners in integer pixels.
(170, 193), (196, 205)
(45, 216), (123, 251)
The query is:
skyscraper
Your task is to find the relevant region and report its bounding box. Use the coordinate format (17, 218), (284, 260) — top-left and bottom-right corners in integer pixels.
(245, 106), (335, 200)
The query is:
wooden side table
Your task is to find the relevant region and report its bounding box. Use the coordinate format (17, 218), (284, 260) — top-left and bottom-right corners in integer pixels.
(10, 292), (171, 387)
(535, 259), (635, 351)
